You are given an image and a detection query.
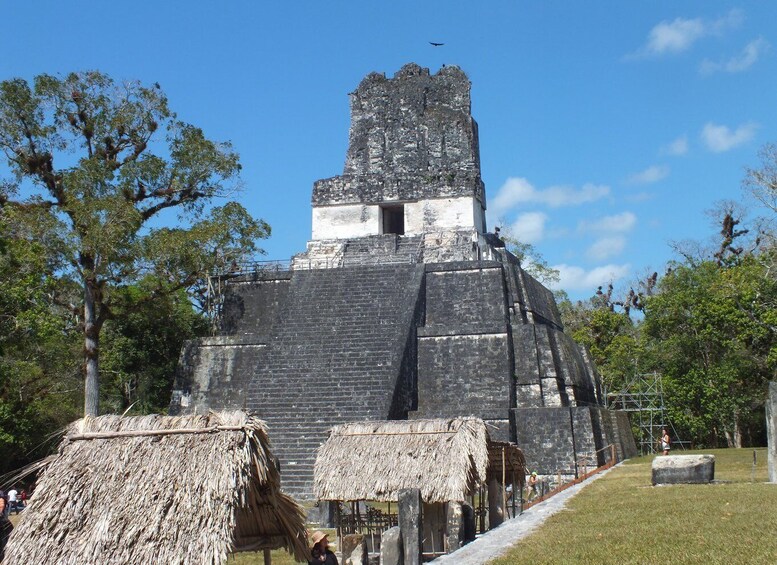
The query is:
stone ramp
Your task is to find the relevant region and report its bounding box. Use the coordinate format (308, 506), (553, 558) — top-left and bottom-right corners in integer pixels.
(246, 264), (425, 497)
(433, 465), (617, 564)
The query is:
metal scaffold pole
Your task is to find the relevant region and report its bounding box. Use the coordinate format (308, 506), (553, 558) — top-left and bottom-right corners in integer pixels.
(607, 372), (683, 454)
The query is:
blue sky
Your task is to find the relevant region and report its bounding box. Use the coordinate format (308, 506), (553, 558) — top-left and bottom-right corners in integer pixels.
(2, 2), (776, 300)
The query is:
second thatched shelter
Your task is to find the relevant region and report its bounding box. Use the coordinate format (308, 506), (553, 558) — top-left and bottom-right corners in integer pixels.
(313, 418), (526, 558)
(313, 417), (491, 503)
(3, 411), (310, 565)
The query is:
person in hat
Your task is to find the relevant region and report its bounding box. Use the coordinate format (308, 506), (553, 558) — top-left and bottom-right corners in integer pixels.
(527, 471), (539, 502)
(309, 530), (338, 565)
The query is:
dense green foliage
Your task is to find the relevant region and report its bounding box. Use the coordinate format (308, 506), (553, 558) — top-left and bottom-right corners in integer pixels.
(0, 216), (81, 473)
(0, 71), (269, 473)
(643, 253), (775, 446)
(559, 209), (775, 448)
(0, 71), (269, 419)
(100, 283), (208, 415)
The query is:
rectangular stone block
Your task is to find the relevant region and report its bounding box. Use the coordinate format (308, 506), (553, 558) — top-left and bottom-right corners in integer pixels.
(446, 502), (463, 552)
(515, 383), (543, 408)
(512, 407), (576, 475)
(416, 334), (511, 419)
(380, 526), (402, 565)
(652, 454), (715, 485)
(399, 488), (422, 565)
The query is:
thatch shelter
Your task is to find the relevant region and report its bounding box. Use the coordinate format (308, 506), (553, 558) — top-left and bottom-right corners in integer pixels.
(313, 417), (526, 558)
(314, 417), (490, 503)
(3, 411), (310, 565)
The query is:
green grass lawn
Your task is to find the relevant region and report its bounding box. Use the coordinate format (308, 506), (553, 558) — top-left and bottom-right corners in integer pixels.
(489, 448), (777, 565)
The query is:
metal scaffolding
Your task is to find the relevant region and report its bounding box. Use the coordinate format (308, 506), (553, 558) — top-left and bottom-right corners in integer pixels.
(205, 260), (292, 335)
(607, 372), (682, 454)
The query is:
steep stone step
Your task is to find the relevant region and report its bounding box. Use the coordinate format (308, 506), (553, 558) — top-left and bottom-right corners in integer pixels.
(246, 263), (425, 497)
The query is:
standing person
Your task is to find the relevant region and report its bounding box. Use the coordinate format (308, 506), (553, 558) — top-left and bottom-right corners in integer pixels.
(527, 471), (539, 502)
(7, 487), (17, 515)
(0, 497), (13, 560)
(308, 531), (338, 565)
(661, 428), (671, 455)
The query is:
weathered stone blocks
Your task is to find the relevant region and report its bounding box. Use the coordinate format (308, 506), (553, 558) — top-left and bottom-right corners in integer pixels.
(651, 454), (715, 485)
(446, 502), (463, 552)
(341, 533), (368, 565)
(380, 526), (403, 565)
(398, 489), (422, 565)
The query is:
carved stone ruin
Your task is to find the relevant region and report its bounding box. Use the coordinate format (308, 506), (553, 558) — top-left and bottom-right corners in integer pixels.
(169, 63), (638, 498)
(398, 489), (422, 565)
(380, 526), (402, 565)
(341, 533), (368, 565)
(445, 502), (464, 553)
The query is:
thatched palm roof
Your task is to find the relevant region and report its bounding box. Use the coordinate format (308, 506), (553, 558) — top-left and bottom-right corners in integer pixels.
(487, 441), (527, 483)
(313, 418), (491, 503)
(3, 411), (310, 565)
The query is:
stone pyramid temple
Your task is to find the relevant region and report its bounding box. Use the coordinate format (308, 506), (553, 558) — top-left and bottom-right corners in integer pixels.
(170, 63), (637, 498)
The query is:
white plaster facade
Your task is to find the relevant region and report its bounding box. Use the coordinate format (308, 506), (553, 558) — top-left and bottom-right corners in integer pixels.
(311, 195), (486, 240)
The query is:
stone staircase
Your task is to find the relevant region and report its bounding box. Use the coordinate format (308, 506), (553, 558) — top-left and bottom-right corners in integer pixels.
(246, 263), (425, 497)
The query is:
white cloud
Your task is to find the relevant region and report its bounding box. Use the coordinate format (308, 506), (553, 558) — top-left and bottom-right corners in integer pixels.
(662, 136), (688, 156)
(489, 177), (610, 217)
(626, 165), (669, 185)
(701, 122), (758, 152)
(509, 212), (547, 244)
(646, 17), (706, 55)
(549, 263), (632, 292)
(700, 37), (770, 74)
(632, 9), (743, 58)
(587, 236), (627, 260)
(579, 212), (637, 233)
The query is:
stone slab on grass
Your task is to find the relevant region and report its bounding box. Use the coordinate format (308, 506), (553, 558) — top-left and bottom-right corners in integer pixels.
(652, 454), (715, 485)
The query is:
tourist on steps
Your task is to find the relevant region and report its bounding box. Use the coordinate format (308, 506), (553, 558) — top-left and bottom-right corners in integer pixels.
(309, 530), (338, 565)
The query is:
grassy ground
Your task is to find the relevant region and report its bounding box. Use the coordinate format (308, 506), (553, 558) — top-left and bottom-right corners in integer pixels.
(489, 448), (777, 565)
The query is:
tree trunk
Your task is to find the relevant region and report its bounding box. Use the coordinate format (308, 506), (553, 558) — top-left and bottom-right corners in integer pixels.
(84, 277), (100, 417)
(734, 416), (743, 448)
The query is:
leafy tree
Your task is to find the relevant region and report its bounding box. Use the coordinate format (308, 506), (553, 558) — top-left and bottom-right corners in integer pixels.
(642, 255), (775, 447)
(0, 209), (82, 473)
(100, 282), (207, 414)
(558, 294), (646, 396)
(0, 71), (269, 416)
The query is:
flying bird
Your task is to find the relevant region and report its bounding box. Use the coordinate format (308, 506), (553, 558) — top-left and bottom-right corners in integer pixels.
(429, 41), (444, 47)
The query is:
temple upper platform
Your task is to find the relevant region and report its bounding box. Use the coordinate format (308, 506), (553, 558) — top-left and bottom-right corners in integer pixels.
(310, 63), (487, 242)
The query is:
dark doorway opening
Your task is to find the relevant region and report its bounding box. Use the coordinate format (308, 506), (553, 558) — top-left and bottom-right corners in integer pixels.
(382, 205), (405, 235)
